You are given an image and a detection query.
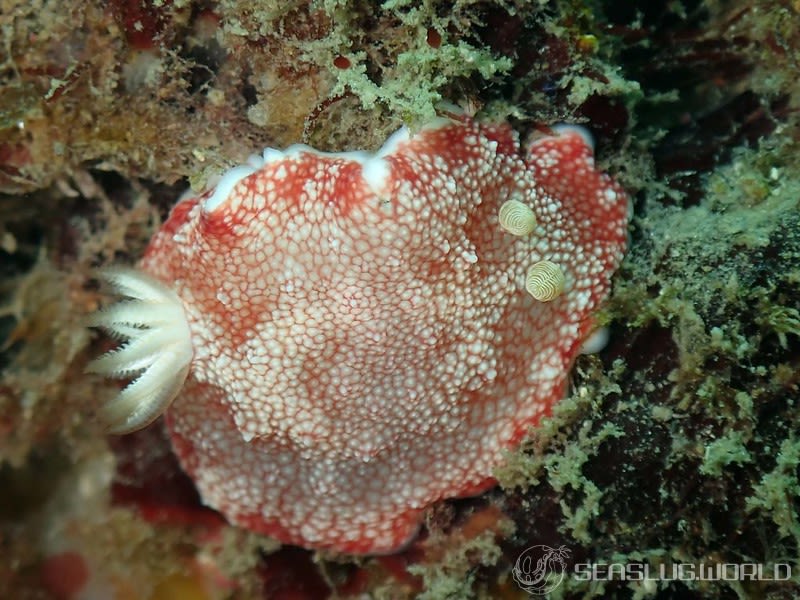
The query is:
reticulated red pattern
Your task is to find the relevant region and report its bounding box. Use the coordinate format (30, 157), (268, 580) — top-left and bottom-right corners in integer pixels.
(140, 117), (628, 554)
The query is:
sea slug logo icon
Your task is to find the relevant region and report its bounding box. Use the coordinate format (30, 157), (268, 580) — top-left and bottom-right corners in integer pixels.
(512, 544), (571, 595)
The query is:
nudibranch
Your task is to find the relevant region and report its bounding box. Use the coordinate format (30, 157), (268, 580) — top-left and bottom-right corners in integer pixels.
(89, 115), (629, 554)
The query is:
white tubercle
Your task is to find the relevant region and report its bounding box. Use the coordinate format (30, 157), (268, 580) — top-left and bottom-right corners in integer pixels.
(360, 157), (390, 197)
(246, 152), (265, 169)
(87, 268), (193, 434)
(550, 123), (595, 151)
(262, 148), (285, 163)
(579, 326), (610, 355)
(361, 127), (411, 196)
(202, 127), (415, 211)
(376, 126), (411, 157)
(203, 164), (260, 212)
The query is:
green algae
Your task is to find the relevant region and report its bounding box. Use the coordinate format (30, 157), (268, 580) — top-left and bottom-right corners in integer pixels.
(495, 33), (800, 594)
(301, 0), (513, 126)
(407, 530), (507, 600)
(746, 437), (800, 545)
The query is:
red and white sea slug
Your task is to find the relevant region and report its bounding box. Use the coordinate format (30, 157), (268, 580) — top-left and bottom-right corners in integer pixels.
(89, 114), (629, 554)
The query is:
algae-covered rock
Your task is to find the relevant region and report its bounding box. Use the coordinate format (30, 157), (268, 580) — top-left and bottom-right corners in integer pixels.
(1, 0), (799, 598)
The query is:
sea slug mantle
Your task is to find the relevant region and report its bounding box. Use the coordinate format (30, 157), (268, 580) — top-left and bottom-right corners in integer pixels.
(89, 115), (629, 554)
